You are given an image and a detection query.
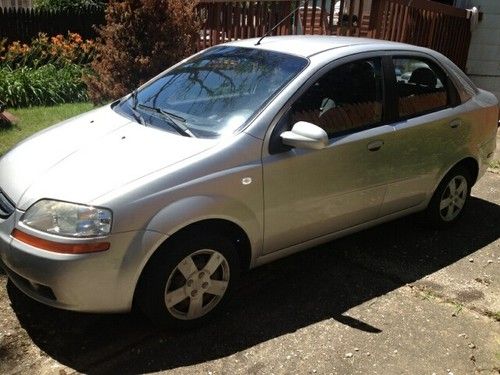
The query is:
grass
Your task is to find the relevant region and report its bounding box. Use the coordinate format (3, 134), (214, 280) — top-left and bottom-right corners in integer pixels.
(0, 102), (94, 156)
(485, 310), (500, 322)
(420, 290), (439, 301)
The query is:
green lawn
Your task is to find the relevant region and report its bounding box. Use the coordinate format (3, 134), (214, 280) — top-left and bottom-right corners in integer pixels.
(0, 103), (94, 156)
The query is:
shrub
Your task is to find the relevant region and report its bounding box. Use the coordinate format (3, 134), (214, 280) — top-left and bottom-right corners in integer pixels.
(0, 33), (95, 69)
(0, 33), (94, 107)
(86, 0), (200, 104)
(0, 64), (89, 107)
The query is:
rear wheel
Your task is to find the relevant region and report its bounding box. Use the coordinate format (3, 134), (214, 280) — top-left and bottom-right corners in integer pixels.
(425, 166), (472, 227)
(137, 234), (239, 329)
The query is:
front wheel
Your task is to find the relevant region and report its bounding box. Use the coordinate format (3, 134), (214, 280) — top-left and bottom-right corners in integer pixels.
(137, 235), (240, 329)
(425, 166), (472, 227)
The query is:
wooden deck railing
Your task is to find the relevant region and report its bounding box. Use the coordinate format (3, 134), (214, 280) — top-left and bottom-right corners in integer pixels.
(196, 0), (472, 70)
(370, 0), (471, 70)
(196, 0), (291, 49)
(195, 0), (372, 46)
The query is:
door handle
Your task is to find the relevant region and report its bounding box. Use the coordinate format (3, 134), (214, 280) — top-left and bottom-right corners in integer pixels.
(449, 119), (462, 129)
(367, 140), (384, 152)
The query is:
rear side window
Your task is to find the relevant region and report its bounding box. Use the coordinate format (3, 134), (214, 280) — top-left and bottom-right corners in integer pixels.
(393, 57), (449, 118)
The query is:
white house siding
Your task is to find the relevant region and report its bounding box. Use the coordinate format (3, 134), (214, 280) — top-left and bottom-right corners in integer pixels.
(465, 0), (500, 100)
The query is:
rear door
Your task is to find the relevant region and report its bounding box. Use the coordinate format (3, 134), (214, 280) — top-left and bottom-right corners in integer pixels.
(380, 54), (466, 215)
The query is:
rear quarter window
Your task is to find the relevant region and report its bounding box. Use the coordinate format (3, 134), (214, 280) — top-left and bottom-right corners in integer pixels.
(445, 62), (477, 103)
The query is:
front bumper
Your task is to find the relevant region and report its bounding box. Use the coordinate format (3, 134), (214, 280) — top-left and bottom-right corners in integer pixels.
(0, 209), (165, 313)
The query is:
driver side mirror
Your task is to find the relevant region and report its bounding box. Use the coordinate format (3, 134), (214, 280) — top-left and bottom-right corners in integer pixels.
(280, 121), (328, 150)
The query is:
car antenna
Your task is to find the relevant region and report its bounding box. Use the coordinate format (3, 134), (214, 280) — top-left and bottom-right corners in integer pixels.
(255, 0), (310, 46)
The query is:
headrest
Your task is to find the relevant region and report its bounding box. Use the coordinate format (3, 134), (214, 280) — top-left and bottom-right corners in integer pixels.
(409, 67), (437, 87)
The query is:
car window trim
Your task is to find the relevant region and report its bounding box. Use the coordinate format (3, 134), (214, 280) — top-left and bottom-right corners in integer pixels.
(446, 74), (461, 107)
(382, 54), (398, 124)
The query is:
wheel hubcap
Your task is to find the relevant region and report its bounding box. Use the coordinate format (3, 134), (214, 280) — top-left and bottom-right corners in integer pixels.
(164, 249), (230, 320)
(439, 175), (467, 222)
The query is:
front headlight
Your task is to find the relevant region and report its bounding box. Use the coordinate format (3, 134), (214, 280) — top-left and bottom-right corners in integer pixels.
(21, 200), (112, 237)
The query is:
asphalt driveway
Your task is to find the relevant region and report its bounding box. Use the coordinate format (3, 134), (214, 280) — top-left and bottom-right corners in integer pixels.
(1, 170), (499, 375)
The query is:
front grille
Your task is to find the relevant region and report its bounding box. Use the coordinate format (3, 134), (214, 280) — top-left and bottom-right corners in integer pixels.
(0, 189), (15, 218)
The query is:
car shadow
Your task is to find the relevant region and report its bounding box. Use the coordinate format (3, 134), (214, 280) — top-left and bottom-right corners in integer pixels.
(7, 196), (500, 374)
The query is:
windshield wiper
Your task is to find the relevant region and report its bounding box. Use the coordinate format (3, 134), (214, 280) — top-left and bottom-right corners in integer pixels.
(130, 89), (146, 126)
(137, 104), (195, 138)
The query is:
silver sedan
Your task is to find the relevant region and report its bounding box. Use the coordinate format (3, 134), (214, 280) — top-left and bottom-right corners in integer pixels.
(0, 36), (498, 329)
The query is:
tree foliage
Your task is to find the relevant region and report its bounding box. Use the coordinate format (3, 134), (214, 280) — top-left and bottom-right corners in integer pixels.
(85, 0), (200, 104)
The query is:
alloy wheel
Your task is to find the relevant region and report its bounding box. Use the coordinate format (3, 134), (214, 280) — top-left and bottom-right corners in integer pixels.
(164, 249), (230, 320)
(439, 175), (468, 222)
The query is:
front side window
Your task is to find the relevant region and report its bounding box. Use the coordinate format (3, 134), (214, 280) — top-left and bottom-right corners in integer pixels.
(116, 46), (308, 138)
(393, 57), (448, 118)
(290, 58), (384, 137)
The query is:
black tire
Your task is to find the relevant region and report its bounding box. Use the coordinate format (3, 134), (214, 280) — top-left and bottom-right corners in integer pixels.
(424, 166), (472, 227)
(136, 233), (240, 330)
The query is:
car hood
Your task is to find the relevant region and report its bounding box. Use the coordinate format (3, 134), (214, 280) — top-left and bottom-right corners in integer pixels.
(0, 105), (215, 210)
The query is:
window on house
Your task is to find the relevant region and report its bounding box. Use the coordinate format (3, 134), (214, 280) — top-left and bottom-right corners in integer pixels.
(430, 0), (454, 5)
(453, 0), (473, 8)
(432, 0), (472, 7)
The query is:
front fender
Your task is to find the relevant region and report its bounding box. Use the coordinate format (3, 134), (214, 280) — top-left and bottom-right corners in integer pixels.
(126, 195), (263, 306)
(146, 194), (262, 258)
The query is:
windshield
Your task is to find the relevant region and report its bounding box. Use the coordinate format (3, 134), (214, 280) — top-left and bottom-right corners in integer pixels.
(115, 46), (308, 138)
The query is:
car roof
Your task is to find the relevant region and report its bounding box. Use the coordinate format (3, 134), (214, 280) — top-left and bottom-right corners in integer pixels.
(226, 35), (425, 58)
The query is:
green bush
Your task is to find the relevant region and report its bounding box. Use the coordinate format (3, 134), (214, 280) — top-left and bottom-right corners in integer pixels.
(0, 64), (88, 107)
(0, 33), (95, 107)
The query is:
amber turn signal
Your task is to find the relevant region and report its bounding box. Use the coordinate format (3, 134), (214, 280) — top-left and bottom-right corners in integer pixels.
(11, 229), (110, 254)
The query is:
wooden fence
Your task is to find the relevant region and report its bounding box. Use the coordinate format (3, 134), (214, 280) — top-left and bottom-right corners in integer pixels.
(0, 6), (104, 42)
(0, 0), (472, 70)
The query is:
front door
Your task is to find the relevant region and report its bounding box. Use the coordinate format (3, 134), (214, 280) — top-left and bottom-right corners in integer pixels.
(262, 57), (395, 253)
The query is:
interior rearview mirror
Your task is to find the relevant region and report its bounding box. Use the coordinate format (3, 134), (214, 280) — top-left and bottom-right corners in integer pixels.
(280, 121), (328, 150)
